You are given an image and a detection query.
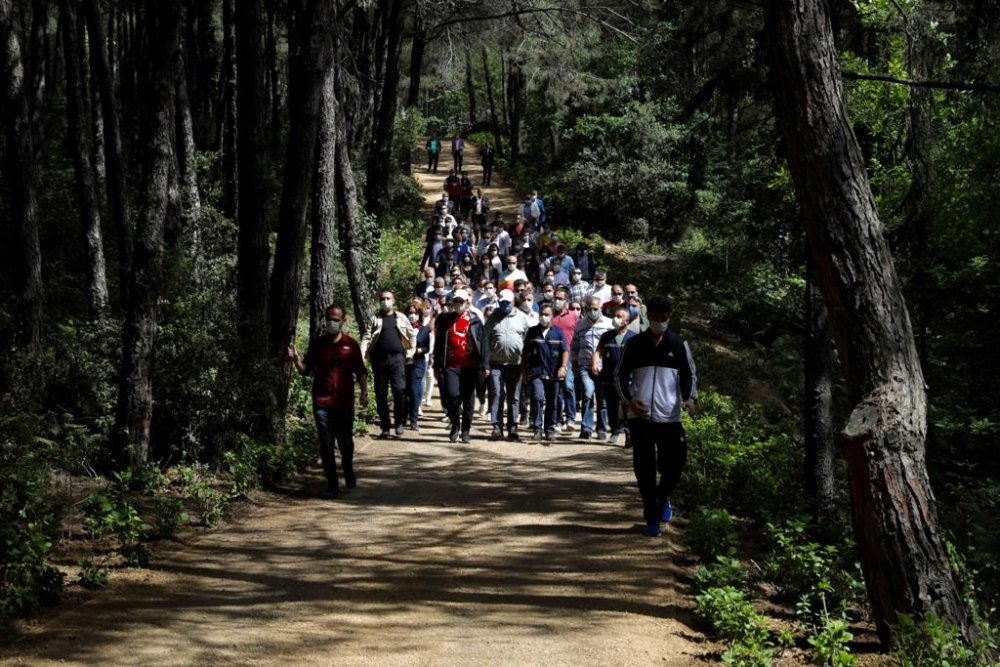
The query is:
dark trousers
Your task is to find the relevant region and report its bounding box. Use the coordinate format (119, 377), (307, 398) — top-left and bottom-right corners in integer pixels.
(314, 407), (354, 489)
(443, 366), (479, 433)
(405, 362), (426, 425)
(629, 419), (688, 524)
(531, 376), (559, 433)
(428, 151), (440, 173)
(453, 150), (464, 171)
(372, 352), (405, 432)
(482, 164), (493, 186)
(489, 365), (522, 434)
(603, 381), (625, 434)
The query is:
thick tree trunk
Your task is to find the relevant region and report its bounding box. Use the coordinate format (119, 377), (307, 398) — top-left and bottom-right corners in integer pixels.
(310, 68), (337, 345)
(83, 0), (132, 308)
(481, 47), (503, 158)
(506, 58), (524, 165)
(235, 0), (271, 381)
(266, 0), (335, 428)
(82, 9), (105, 198)
(363, 0), (405, 222)
(114, 0), (181, 467)
(219, 0), (237, 220)
(464, 45), (476, 126)
(1, 0), (44, 352)
(765, 0), (973, 644)
(60, 0), (109, 317)
(175, 59), (201, 232)
(804, 253), (836, 522)
(404, 12), (424, 109)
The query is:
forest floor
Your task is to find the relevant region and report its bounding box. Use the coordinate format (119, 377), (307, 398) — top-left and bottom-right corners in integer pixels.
(0, 144), (718, 666)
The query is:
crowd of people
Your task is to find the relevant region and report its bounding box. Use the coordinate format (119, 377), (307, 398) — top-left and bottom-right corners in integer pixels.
(291, 143), (698, 537)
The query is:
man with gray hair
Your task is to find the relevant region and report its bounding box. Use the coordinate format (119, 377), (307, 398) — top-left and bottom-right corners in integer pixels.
(572, 295), (613, 439)
(486, 289), (531, 441)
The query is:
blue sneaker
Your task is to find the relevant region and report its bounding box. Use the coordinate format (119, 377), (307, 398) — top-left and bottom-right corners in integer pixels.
(643, 521), (661, 537)
(661, 499), (673, 523)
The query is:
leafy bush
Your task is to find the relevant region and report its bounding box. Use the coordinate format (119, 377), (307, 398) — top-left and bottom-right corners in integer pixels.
(81, 493), (152, 567)
(696, 585), (772, 645)
(807, 614), (857, 667)
(693, 556), (750, 593)
(152, 496), (188, 538)
(177, 464), (227, 527)
(686, 508), (738, 563)
(77, 558), (109, 589)
(892, 612), (981, 667)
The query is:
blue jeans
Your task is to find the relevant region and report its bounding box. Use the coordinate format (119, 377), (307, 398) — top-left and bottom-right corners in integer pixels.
(313, 407), (355, 489)
(405, 361), (426, 425)
(490, 365), (522, 433)
(559, 365), (577, 424)
(579, 369), (608, 435)
(531, 377), (559, 433)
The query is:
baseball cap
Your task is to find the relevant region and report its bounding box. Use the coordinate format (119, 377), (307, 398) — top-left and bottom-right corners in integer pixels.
(452, 289), (469, 302)
(498, 289), (515, 303)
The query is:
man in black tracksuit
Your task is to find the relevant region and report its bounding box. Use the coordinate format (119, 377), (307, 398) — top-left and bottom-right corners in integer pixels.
(615, 296), (697, 537)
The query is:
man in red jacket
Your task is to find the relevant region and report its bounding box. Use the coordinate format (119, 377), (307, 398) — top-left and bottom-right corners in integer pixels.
(289, 305), (369, 499)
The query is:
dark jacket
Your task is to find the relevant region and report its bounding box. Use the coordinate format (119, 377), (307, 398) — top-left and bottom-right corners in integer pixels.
(433, 311), (490, 371)
(409, 324), (432, 377)
(523, 324), (567, 379)
(615, 331), (696, 424)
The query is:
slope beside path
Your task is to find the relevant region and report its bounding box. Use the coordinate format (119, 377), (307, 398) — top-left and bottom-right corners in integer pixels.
(0, 142), (714, 667)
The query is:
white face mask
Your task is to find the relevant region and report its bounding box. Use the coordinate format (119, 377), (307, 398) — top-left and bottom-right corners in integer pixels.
(381, 298), (393, 312)
(486, 288), (496, 296)
(539, 315), (552, 326)
(326, 320), (342, 335)
(554, 299), (565, 310)
(648, 320), (668, 335)
(408, 313), (419, 324)
(613, 316), (627, 329)
(612, 294), (623, 303)
(453, 301), (467, 313)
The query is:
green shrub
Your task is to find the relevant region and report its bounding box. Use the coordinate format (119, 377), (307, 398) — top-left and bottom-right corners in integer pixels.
(77, 558), (109, 589)
(152, 496), (188, 538)
(892, 612), (980, 667)
(721, 640), (777, 667)
(807, 614), (857, 666)
(81, 493), (151, 567)
(178, 464), (227, 527)
(693, 556), (750, 593)
(686, 508), (738, 563)
(696, 585), (772, 645)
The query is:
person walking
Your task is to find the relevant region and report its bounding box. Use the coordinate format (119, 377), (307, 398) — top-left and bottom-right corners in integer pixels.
(572, 296), (613, 439)
(361, 290), (417, 439)
(595, 304), (635, 445)
(552, 288), (579, 430)
(404, 299), (432, 431)
(523, 302), (568, 441)
(426, 132), (442, 173)
(486, 289), (530, 441)
(433, 289), (490, 443)
(481, 143), (495, 186)
(452, 132), (466, 172)
(289, 305), (369, 499)
(615, 296), (698, 537)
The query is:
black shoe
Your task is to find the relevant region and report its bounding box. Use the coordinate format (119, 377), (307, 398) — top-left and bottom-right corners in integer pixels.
(395, 424), (405, 437)
(508, 430), (520, 442)
(320, 487), (339, 500)
(449, 426), (460, 442)
(412, 423), (420, 432)
(533, 429), (543, 440)
(579, 430), (592, 439)
(377, 430), (390, 440)
(345, 470), (357, 489)
(489, 427), (503, 441)
(461, 431), (472, 443)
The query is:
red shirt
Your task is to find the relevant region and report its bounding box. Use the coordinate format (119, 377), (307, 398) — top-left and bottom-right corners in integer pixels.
(303, 334), (365, 410)
(553, 309), (579, 348)
(447, 313), (478, 368)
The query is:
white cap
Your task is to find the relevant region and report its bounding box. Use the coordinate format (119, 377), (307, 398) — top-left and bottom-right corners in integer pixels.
(498, 289), (515, 303)
(451, 289), (470, 302)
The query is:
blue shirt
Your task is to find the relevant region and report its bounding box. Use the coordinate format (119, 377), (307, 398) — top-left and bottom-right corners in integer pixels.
(524, 324), (567, 379)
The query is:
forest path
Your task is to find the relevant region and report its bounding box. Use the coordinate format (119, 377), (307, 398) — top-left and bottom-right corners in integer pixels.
(0, 143), (714, 667)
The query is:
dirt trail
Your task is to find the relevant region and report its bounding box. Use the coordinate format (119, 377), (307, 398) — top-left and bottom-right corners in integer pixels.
(0, 143), (715, 667)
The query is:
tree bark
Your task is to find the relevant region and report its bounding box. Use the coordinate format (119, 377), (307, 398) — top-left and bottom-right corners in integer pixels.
(464, 45), (476, 126)
(765, 0), (973, 645)
(363, 0), (406, 222)
(235, 0), (270, 375)
(114, 0), (181, 467)
(404, 10), (424, 109)
(804, 252), (836, 522)
(175, 54), (201, 234)
(218, 0), (237, 220)
(83, 0), (132, 308)
(266, 0), (335, 428)
(60, 0), (109, 317)
(1, 0), (44, 352)
(506, 57), (524, 165)
(82, 8), (105, 198)
(481, 47), (503, 158)
(310, 67), (337, 345)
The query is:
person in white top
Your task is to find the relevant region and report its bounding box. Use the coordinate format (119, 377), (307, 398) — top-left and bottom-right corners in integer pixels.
(587, 270), (612, 304)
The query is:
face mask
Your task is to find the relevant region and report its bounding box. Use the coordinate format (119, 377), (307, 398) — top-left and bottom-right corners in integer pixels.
(539, 315), (552, 326)
(381, 299), (393, 312)
(613, 316), (627, 329)
(499, 301), (513, 315)
(422, 311), (432, 323)
(571, 274), (581, 283)
(612, 294), (623, 303)
(453, 301), (467, 313)
(326, 320), (342, 335)
(554, 299), (565, 310)
(628, 305), (638, 318)
(486, 288), (496, 296)
(518, 300), (531, 313)
(594, 280), (605, 288)
(588, 308), (600, 321)
(648, 320), (668, 335)
(435, 287), (446, 295)
(543, 291), (554, 301)
(408, 313), (419, 324)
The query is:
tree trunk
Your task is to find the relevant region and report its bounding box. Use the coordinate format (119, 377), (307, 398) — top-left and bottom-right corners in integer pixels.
(114, 0), (181, 467)
(174, 49), (202, 274)
(83, 8), (105, 198)
(219, 0), (237, 220)
(235, 0), (271, 388)
(309, 67), (336, 345)
(804, 252), (836, 522)
(1, 0), (44, 352)
(404, 11), (423, 109)
(266, 0), (335, 430)
(60, 0), (109, 317)
(363, 0), (405, 222)
(464, 45), (476, 126)
(83, 0), (132, 309)
(506, 58), (524, 165)
(481, 47), (503, 158)
(765, 0), (973, 645)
